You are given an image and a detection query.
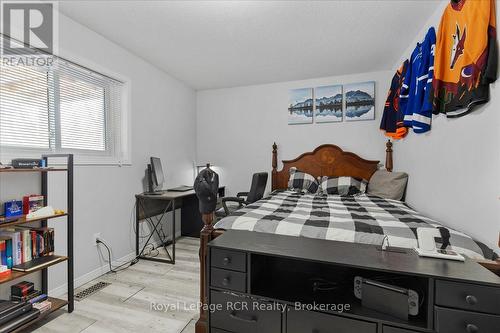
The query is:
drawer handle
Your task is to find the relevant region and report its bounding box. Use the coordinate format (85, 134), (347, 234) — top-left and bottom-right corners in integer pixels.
(466, 324), (479, 333)
(222, 277), (230, 286)
(465, 295), (478, 305)
(229, 312), (257, 323)
(223, 257), (231, 265)
(312, 330), (320, 333)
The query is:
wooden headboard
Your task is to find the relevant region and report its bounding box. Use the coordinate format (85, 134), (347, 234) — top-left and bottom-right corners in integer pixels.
(271, 141), (393, 191)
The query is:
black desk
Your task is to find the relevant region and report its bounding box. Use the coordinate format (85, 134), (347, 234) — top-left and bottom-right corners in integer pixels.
(135, 186), (225, 264)
(207, 230), (500, 333)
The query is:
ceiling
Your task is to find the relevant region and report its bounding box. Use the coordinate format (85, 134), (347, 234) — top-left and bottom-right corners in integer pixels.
(60, 1), (439, 90)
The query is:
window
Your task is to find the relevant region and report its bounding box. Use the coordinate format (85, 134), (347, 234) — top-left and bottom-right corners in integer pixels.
(0, 36), (126, 164)
(0, 65), (50, 149)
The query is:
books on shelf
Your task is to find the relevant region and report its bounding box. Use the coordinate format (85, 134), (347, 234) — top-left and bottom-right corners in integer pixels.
(0, 227), (54, 269)
(10, 287), (47, 304)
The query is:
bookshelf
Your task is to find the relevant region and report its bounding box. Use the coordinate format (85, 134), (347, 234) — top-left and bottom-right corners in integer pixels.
(0, 213), (68, 229)
(0, 154), (74, 331)
(10, 297), (68, 333)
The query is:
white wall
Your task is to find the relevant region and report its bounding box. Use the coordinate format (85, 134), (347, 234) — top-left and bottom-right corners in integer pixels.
(391, 1), (500, 251)
(196, 0), (500, 253)
(0, 13), (196, 296)
(196, 71), (392, 196)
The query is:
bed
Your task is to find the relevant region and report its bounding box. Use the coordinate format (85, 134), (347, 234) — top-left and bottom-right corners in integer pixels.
(214, 191), (492, 260)
(194, 141), (499, 333)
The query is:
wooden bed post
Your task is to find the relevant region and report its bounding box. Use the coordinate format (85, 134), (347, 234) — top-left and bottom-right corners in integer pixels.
(385, 139), (393, 172)
(272, 142), (278, 190)
(195, 212), (214, 333)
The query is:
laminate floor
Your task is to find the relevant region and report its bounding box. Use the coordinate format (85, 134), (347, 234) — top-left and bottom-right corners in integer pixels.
(30, 237), (200, 333)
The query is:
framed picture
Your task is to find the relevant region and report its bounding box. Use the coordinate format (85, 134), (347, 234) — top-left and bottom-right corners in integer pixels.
(344, 81), (375, 121)
(288, 88), (313, 125)
(315, 85), (343, 123)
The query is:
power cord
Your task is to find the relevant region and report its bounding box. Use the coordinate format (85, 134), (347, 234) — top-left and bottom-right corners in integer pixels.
(96, 239), (139, 273)
(95, 201), (167, 274)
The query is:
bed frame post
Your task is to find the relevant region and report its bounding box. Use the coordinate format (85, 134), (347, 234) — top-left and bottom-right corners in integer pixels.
(195, 212), (214, 333)
(385, 139), (393, 172)
(272, 142), (278, 190)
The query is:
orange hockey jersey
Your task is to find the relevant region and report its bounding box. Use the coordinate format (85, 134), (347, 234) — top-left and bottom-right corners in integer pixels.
(432, 0), (497, 117)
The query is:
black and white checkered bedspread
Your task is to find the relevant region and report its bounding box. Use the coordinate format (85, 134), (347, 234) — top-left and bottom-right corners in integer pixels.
(214, 191), (494, 260)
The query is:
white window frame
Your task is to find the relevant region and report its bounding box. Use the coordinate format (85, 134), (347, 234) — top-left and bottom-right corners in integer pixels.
(0, 47), (132, 166)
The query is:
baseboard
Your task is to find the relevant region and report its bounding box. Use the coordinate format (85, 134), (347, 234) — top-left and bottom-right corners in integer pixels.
(49, 250), (138, 297)
(49, 234), (181, 297)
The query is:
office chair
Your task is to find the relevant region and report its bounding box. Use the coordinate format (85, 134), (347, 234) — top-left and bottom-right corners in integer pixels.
(218, 172), (268, 217)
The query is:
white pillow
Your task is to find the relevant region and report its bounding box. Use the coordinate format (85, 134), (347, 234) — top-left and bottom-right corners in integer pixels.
(367, 170), (408, 201)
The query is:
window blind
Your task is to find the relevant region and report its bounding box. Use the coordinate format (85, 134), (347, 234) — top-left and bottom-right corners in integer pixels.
(0, 34), (125, 163)
(0, 65), (51, 149)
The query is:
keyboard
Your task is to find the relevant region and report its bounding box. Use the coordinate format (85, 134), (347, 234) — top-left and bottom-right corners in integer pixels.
(168, 186), (193, 192)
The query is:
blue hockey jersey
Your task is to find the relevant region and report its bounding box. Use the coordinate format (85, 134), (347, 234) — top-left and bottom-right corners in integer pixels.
(400, 27), (436, 133)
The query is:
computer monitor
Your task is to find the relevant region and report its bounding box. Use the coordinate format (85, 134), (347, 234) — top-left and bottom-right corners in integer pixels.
(147, 157), (164, 193)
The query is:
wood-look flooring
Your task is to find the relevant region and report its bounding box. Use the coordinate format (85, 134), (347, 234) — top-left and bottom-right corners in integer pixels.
(30, 237), (200, 333)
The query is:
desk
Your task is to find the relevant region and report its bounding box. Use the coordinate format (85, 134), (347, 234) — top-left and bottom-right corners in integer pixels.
(135, 187), (225, 264)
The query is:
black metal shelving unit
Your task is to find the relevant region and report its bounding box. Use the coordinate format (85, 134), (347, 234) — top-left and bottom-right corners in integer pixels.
(0, 153), (74, 331)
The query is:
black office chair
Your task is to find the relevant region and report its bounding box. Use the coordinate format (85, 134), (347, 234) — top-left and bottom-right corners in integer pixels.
(218, 172), (268, 217)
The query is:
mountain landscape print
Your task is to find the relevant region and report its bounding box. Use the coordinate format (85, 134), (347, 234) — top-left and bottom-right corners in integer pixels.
(344, 81), (375, 121)
(288, 88), (313, 124)
(315, 85), (343, 123)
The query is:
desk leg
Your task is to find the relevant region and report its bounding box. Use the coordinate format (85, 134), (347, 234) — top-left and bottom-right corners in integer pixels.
(135, 198), (140, 256)
(172, 198), (176, 264)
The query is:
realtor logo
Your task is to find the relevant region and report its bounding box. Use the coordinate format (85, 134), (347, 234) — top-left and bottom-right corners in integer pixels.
(1, 1), (56, 55)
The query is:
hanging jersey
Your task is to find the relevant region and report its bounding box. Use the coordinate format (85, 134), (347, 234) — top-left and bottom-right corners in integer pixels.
(380, 60), (408, 139)
(400, 27), (436, 133)
(432, 0), (497, 117)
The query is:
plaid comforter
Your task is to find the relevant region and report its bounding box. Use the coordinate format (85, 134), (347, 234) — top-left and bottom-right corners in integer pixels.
(214, 191), (494, 260)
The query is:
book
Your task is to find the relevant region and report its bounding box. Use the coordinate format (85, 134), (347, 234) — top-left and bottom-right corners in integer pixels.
(10, 290), (41, 303)
(32, 300), (51, 314)
(0, 239), (6, 268)
(22, 195), (44, 215)
(12, 255), (63, 272)
(27, 294), (47, 304)
(0, 231), (23, 266)
(21, 230), (31, 263)
(3, 201), (22, 218)
(11, 281), (34, 297)
(4, 239), (12, 269)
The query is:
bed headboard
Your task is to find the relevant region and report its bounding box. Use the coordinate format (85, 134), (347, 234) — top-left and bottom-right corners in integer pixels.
(271, 142), (389, 191)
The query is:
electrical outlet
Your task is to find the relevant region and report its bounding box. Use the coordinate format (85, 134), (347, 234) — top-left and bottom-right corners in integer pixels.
(93, 233), (101, 246)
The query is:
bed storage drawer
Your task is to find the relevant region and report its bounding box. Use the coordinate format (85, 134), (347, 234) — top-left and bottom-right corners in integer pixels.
(435, 280), (500, 314)
(287, 308), (377, 333)
(211, 248), (246, 272)
(210, 268), (246, 292)
(435, 306), (500, 333)
(210, 291), (281, 333)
